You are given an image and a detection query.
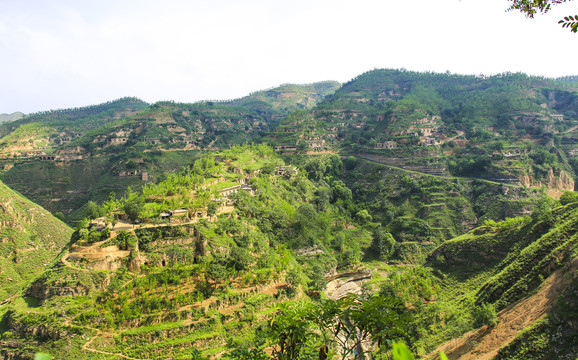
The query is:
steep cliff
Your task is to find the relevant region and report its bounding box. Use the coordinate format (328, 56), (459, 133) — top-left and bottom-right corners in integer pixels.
(519, 168), (575, 197)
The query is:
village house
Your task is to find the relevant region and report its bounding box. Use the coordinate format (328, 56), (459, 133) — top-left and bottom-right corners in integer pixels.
(160, 209), (190, 223)
(92, 136), (107, 143)
(118, 169), (148, 179)
(424, 137), (437, 146)
(219, 184), (254, 198)
(275, 166), (298, 177)
(19, 150), (45, 157)
(274, 145), (298, 152)
(419, 127), (439, 136)
(497, 149), (526, 158)
(113, 128), (132, 137)
(375, 141), (397, 149)
(304, 135), (322, 141)
(306, 139), (325, 148)
(551, 114), (564, 121)
(107, 137), (128, 144)
(88, 217), (108, 231)
(56, 146), (84, 155)
(58, 154), (83, 161)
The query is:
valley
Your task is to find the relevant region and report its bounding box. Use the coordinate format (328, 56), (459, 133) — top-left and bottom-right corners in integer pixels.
(0, 70), (577, 359)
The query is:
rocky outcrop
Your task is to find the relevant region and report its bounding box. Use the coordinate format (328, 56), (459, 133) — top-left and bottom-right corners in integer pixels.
(325, 268), (372, 300)
(519, 169), (575, 191)
(3, 310), (68, 341)
(25, 281), (88, 301)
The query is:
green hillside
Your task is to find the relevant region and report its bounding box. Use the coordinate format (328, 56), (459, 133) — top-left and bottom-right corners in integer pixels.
(1, 145), (577, 359)
(0, 181), (72, 303)
(0, 83), (339, 223)
(2, 70), (578, 359)
(268, 69), (578, 193)
(0, 145), (376, 359)
(421, 200), (578, 359)
(341, 156), (544, 242)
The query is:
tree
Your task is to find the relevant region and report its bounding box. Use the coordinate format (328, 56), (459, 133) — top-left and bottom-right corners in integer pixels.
(263, 294), (410, 360)
(54, 212), (65, 222)
(331, 180), (352, 203)
(123, 186), (144, 222)
(343, 156), (357, 170)
(206, 262), (227, 285)
(507, 0), (578, 32)
(308, 264), (327, 292)
(372, 227), (396, 260)
(310, 293), (410, 359)
(304, 157), (326, 181)
(207, 201), (218, 219)
(268, 301), (318, 360)
(294, 203), (317, 235)
(85, 201), (103, 220)
(355, 209), (373, 225)
(229, 246), (253, 271)
(314, 184), (332, 212)
(325, 154), (344, 177)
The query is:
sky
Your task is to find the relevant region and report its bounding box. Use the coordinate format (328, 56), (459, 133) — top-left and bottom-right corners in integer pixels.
(0, 0), (577, 114)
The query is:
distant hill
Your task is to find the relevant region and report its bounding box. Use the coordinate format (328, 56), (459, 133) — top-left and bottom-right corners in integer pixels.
(271, 69), (578, 149)
(0, 83), (339, 222)
(0, 97), (149, 157)
(268, 69), (578, 192)
(0, 112), (24, 124)
(226, 81), (341, 120)
(0, 180), (72, 302)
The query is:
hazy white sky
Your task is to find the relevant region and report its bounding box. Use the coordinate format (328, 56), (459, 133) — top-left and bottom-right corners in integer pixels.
(1, 0), (577, 113)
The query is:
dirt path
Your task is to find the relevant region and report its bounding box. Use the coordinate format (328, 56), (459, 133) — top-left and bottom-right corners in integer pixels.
(427, 257), (578, 360)
(563, 125), (578, 134)
(207, 136), (219, 148)
(66, 205), (237, 269)
(82, 327), (140, 360)
(61, 251), (92, 272)
(444, 130), (465, 143)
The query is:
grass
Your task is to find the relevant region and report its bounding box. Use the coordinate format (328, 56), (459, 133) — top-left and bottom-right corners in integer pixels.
(0, 181), (73, 301)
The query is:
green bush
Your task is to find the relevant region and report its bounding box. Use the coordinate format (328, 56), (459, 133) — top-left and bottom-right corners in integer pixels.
(559, 191), (578, 205)
(472, 302), (498, 328)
